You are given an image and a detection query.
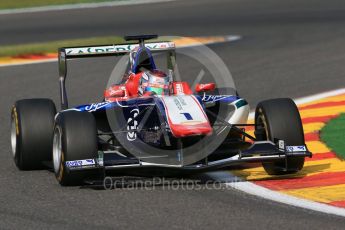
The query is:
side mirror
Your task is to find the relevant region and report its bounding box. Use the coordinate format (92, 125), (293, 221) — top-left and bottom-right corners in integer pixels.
(195, 83), (216, 93)
(104, 86), (126, 98)
(112, 89), (125, 97)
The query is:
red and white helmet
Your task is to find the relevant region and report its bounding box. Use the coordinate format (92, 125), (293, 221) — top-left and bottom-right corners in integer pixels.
(139, 70), (170, 95)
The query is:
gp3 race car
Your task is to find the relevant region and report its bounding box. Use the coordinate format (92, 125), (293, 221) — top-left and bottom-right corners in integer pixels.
(11, 35), (312, 186)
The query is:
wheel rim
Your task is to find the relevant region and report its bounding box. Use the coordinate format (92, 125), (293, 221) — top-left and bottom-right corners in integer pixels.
(10, 115), (17, 157)
(53, 127), (62, 174)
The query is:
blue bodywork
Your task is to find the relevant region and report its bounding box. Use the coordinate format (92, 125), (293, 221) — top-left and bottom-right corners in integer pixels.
(74, 95), (241, 113)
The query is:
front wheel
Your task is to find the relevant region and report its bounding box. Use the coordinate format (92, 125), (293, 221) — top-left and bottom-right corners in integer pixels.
(255, 98), (305, 175)
(53, 111), (98, 186)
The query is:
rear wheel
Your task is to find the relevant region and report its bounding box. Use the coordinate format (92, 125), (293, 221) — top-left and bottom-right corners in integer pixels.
(11, 99), (56, 170)
(53, 111), (98, 186)
(255, 98), (305, 175)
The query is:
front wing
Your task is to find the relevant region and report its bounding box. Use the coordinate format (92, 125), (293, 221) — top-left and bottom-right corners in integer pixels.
(64, 140), (312, 173)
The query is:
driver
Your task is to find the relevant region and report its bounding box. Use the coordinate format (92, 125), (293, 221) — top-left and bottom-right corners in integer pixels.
(104, 69), (170, 100)
(138, 70), (170, 96)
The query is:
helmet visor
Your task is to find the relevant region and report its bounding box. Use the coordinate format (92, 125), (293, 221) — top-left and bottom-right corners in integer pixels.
(142, 74), (169, 95)
(145, 86), (164, 95)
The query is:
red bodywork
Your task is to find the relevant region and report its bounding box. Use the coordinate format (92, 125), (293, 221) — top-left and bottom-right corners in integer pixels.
(104, 72), (195, 101)
(195, 83), (216, 92)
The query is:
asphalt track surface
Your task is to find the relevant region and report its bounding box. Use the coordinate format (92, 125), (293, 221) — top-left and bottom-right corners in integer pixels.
(1, 0), (345, 229)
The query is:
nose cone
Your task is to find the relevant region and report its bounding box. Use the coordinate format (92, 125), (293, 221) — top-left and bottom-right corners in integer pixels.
(160, 95), (212, 138)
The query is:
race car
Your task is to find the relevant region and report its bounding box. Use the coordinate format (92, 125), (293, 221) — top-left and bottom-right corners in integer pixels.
(10, 35), (312, 186)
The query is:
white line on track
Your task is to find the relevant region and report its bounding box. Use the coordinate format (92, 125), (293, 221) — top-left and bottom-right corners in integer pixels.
(220, 88), (345, 218)
(228, 177), (345, 217)
(248, 87), (345, 120)
(294, 88), (345, 105)
(0, 0), (175, 15)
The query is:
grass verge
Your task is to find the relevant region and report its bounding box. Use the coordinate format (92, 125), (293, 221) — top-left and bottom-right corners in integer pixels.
(0, 36), (126, 57)
(320, 113), (345, 159)
(0, 0), (121, 10)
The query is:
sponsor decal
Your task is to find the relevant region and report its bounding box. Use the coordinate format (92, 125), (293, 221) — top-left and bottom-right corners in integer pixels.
(278, 140), (285, 150)
(175, 83), (184, 94)
(173, 98), (183, 110)
(84, 102), (111, 112)
(202, 95), (232, 103)
(65, 42), (175, 56)
(177, 96), (187, 106)
(180, 112), (193, 120)
(111, 89), (124, 95)
(108, 86), (125, 97)
(286, 145), (307, 152)
(127, 108), (139, 141)
(65, 159), (96, 168)
(172, 96), (188, 111)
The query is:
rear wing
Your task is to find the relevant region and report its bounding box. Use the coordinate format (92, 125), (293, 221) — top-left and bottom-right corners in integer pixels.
(58, 41), (176, 110)
(60, 41), (175, 58)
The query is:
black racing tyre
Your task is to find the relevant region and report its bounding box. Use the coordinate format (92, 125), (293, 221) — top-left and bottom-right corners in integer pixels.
(53, 111), (98, 186)
(11, 99), (56, 170)
(255, 98), (305, 175)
